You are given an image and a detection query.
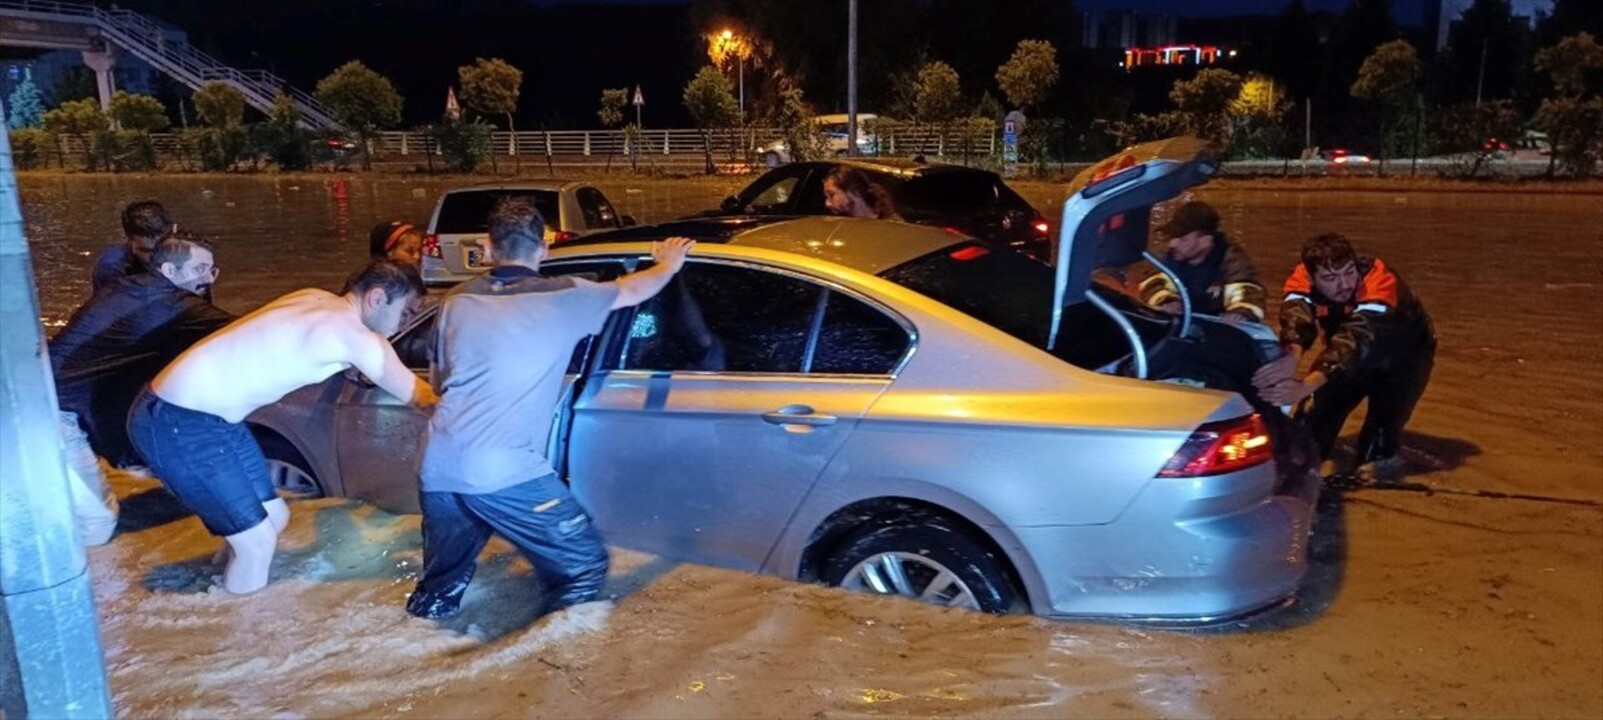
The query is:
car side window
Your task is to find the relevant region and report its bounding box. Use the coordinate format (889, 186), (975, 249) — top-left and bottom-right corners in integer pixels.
(810, 292), (910, 375)
(743, 167), (809, 213)
(621, 263), (820, 374)
(791, 168), (828, 214)
(576, 187), (619, 229)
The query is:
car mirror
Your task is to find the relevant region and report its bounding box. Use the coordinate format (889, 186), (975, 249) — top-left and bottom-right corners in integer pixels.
(720, 195), (742, 212)
(620, 214), (638, 227)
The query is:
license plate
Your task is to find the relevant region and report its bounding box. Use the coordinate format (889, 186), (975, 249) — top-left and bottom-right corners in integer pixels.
(466, 247), (486, 268)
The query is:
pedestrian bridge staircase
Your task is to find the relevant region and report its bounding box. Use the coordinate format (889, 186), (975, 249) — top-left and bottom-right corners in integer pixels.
(0, 0), (336, 129)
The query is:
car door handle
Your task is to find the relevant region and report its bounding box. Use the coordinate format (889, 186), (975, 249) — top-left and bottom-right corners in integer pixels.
(761, 404), (838, 427)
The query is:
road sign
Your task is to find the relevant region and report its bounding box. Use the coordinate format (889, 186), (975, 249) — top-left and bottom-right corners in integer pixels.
(1002, 110), (1024, 175)
(445, 87), (460, 120)
(632, 86), (645, 107)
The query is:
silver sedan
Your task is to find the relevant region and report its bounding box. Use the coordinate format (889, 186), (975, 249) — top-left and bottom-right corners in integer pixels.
(250, 205), (1318, 621)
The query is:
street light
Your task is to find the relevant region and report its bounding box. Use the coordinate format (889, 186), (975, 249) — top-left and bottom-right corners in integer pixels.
(709, 28), (747, 117)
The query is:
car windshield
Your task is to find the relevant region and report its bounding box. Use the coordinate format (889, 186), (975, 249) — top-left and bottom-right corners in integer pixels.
(880, 242), (1173, 371)
(436, 190), (561, 234)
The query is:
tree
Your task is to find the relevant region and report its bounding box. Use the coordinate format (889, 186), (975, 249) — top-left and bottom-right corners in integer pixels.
(775, 84), (826, 162)
(912, 61), (962, 155)
(458, 57), (523, 169)
(1170, 68), (1244, 145)
(256, 92), (313, 170)
(425, 118), (494, 173)
(1534, 31), (1603, 97)
(192, 82), (246, 128)
(187, 82), (248, 171)
(683, 65), (739, 174)
(315, 61), (403, 170)
(598, 87), (628, 170)
(1229, 74), (1295, 159)
(41, 98), (107, 170)
(1351, 39), (1422, 173)
(109, 91), (168, 132)
(6, 68), (44, 129)
(109, 91), (168, 170)
(1533, 32), (1603, 176)
(995, 39), (1059, 111)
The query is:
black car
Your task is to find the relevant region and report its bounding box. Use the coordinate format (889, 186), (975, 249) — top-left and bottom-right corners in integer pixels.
(697, 159), (1053, 262)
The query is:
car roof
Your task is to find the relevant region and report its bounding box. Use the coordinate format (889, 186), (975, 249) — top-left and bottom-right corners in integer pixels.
(811, 113), (878, 123)
(443, 180), (587, 194)
(792, 158), (997, 180)
(562, 216), (963, 275)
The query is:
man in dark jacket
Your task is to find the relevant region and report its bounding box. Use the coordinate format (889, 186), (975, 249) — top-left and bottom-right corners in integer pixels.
(92, 200), (175, 293)
(1255, 233), (1436, 481)
(52, 232), (234, 469)
(1139, 200), (1267, 324)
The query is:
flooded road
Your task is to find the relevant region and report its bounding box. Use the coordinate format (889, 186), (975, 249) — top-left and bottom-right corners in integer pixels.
(17, 174), (1603, 718)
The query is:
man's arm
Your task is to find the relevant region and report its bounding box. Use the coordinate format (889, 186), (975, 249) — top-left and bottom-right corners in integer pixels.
(349, 331), (438, 409)
(1220, 245), (1267, 322)
(610, 237), (696, 310)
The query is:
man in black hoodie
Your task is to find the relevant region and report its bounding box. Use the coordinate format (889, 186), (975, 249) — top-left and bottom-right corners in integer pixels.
(1138, 200), (1267, 324)
(52, 232), (235, 470)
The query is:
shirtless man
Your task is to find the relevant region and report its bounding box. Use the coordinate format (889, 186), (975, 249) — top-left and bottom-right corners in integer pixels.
(127, 261), (438, 594)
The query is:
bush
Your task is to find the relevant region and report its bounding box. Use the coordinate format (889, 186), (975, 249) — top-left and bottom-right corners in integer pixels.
(426, 118), (492, 172)
(8, 127), (52, 169)
(181, 126), (249, 171)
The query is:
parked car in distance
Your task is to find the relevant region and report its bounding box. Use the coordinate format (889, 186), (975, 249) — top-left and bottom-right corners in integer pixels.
(1320, 148), (1371, 164)
(755, 114), (881, 167)
(695, 159), (1054, 261)
(420, 181), (635, 285)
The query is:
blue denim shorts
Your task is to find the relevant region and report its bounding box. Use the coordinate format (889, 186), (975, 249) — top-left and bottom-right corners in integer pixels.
(126, 389), (276, 536)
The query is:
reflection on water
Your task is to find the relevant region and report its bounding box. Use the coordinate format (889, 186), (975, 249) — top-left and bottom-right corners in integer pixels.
(19, 174), (745, 325)
(19, 174), (1601, 335)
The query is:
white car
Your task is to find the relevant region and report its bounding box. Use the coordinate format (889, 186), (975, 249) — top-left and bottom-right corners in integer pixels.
(757, 114), (881, 168)
(420, 181), (634, 285)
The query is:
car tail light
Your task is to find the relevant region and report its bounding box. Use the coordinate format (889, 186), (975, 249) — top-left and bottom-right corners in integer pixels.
(1157, 414), (1272, 478)
(1033, 219), (1050, 236)
(422, 233), (441, 259)
(550, 230), (579, 244)
(949, 245), (990, 261)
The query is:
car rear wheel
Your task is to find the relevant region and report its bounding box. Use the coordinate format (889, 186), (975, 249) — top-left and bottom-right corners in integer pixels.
(255, 432), (323, 499)
(822, 522), (1017, 614)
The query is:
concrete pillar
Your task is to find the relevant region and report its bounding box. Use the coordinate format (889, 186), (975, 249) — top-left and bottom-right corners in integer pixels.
(80, 50), (117, 114)
(0, 131), (114, 718)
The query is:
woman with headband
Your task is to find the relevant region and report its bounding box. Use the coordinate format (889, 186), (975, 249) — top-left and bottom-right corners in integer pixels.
(369, 221), (424, 269)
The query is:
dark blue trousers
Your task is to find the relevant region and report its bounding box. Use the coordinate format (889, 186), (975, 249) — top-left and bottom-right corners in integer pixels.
(407, 474), (610, 619)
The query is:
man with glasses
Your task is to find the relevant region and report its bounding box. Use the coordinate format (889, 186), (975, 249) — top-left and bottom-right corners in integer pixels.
(50, 231), (234, 543)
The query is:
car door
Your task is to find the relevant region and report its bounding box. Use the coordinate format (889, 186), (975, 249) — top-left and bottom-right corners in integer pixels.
(736, 164), (814, 214)
(567, 259), (913, 572)
(333, 260), (626, 514)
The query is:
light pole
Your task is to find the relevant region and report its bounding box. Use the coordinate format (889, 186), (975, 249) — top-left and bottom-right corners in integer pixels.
(720, 30), (744, 117)
(847, 0), (858, 156)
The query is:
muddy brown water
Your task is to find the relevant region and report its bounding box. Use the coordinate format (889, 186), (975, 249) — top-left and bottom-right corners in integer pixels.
(17, 174), (1603, 718)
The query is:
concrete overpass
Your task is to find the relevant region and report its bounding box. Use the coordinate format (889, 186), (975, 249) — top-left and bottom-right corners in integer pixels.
(0, 0), (335, 129)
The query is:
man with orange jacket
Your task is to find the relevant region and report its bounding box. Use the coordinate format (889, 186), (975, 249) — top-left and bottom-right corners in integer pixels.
(1255, 233), (1436, 481)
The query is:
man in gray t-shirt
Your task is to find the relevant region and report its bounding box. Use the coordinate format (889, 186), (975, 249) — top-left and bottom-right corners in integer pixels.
(407, 197), (694, 621)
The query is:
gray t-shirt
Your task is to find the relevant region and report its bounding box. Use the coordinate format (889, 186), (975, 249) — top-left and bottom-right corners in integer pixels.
(420, 269), (618, 494)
